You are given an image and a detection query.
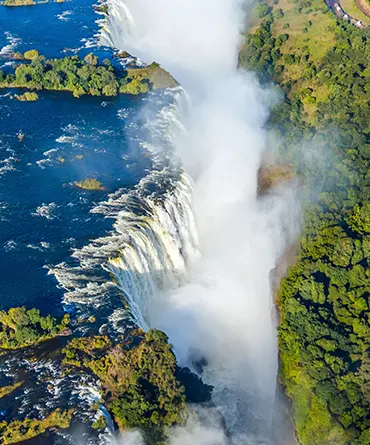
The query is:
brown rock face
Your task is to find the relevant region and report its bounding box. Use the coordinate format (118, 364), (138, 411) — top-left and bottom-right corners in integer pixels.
(257, 163), (296, 195)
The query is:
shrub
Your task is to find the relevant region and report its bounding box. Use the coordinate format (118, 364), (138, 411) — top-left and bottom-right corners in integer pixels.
(23, 49), (39, 60)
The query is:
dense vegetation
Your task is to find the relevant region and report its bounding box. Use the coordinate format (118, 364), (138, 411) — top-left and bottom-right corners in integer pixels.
(242, 2), (370, 444)
(0, 51), (150, 97)
(0, 306), (70, 349)
(62, 329), (210, 444)
(0, 409), (73, 444)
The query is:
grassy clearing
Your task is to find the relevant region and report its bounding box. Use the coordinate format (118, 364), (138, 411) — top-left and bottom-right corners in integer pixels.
(249, 0), (336, 60)
(244, 0), (338, 123)
(276, 5), (335, 60)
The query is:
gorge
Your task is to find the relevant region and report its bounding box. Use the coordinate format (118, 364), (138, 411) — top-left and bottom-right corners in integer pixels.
(95, 0), (301, 443)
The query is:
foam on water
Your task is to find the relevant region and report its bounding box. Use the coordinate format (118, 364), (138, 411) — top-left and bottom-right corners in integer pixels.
(33, 203), (58, 220)
(0, 32), (21, 56)
(0, 155), (17, 176)
(57, 10), (72, 21)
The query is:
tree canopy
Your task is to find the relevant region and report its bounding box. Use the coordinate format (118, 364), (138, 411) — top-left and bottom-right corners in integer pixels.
(242, 5), (370, 444)
(62, 329), (212, 444)
(0, 306), (69, 349)
(0, 52), (150, 97)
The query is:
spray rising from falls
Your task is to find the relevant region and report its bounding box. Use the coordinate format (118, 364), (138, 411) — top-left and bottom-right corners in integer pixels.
(99, 1), (301, 443)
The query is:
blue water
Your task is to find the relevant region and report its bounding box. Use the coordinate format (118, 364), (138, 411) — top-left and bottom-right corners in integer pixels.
(0, 1), (160, 440)
(0, 2), (153, 317)
(0, 0), (98, 57)
(0, 92), (151, 314)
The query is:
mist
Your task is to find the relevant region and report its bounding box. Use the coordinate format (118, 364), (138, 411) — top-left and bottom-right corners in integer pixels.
(113, 408), (230, 445)
(104, 0), (300, 443)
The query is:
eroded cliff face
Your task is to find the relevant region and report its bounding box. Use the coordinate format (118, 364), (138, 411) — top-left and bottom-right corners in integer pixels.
(117, 51), (179, 89)
(257, 163), (296, 196)
(257, 161), (299, 304)
(258, 162), (301, 445)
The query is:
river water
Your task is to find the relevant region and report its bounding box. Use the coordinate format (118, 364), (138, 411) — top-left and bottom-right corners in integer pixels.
(0, 2), (183, 443)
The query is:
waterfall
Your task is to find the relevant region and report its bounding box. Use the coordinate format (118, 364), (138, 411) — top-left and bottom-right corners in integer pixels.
(106, 171), (199, 330)
(53, 0), (301, 443)
(50, 90), (200, 329)
(51, 171), (197, 296)
(99, 0), (136, 49)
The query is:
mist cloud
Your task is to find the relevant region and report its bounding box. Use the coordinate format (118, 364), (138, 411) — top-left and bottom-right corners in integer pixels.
(105, 0), (301, 443)
(113, 409), (229, 445)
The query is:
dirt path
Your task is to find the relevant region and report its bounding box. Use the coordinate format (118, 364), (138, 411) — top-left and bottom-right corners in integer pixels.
(325, 0), (366, 27)
(355, 0), (370, 18)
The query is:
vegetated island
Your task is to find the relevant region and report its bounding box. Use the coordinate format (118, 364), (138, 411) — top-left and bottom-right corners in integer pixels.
(14, 91), (38, 101)
(0, 409), (74, 445)
(74, 178), (105, 190)
(0, 306), (70, 349)
(0, 50), (177, 98)
(242, 0), (370, 443)
(0, 306), (73, 444)
(0, 380), (23, 399)
(0, 312), (213, 444)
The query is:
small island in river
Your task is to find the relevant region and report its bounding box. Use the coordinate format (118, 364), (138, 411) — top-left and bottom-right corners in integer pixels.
(0, 0), (65, 6)
(74, 178), (105, 190)
(0, 306), (70, 350)
(0, 51), (177, 99)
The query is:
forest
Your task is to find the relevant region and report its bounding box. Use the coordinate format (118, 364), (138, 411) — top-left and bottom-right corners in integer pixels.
(242, 2), (370, 444)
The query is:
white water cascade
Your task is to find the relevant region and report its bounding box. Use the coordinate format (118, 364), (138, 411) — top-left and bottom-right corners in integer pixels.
(99, 0), (136, 49)
(51, 167), (199, 310)
(58, 1), (300, 443)
(105, 170), (200, 330)
(50, 90), (200, 321)
(98, 1), (301, 442)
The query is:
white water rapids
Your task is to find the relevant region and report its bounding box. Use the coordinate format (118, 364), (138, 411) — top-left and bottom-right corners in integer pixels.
(52, 0), (300, 443)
